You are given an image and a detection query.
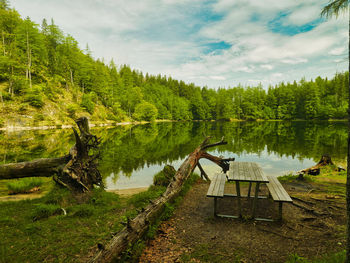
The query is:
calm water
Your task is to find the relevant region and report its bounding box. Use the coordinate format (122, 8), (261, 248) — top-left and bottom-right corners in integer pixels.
(0, 121), (347, 190)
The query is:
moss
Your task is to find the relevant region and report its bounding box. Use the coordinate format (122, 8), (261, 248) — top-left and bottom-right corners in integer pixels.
(7, 178), (44, 194)
(153, 165), (176, 187)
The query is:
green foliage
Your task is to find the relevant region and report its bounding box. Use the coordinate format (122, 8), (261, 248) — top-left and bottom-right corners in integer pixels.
(81, 93), (95, 114)
(32, 203), (62, 220)
(127, 185), (166, 208)
(285, 250), (345, 263)
(0, 3), (348, 123)
(66, 103), (79, 119)
(133, 101), (158, 121)
(153, 165), (176, 187)
(69, 204), (94, 218)
(6, 177), (43, 194)
(0, 117), (4, 127)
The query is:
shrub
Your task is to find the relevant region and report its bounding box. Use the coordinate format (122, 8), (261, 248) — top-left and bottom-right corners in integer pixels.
(67, 104), (79, 119)
(32, 204), (62, 221)
(0, 118), (4, 128)
(69, 204), (94, 218)
(34, 113), (45, 122)
(133, 101), (158, 121)
(24, 92), (44, 108)
(7, 178), (44, 194)
(81, 94), (95, 114)
(153, 165), (176, 187)
(18, 103), (28, 113)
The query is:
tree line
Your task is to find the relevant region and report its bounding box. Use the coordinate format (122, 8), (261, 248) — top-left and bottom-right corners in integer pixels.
(0, 1), (348, 122)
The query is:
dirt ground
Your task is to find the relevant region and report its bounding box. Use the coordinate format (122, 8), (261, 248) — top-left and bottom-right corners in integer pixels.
(139, 180), (346, 263)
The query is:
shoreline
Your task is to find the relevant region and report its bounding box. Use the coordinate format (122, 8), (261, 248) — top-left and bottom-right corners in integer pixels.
(0, 119), (176, 132)
(0, 118), (347, 132)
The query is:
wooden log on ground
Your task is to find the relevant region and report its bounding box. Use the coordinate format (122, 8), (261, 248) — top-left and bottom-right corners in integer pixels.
(90, 136), (234, 263)
(0, 156), (70, 179)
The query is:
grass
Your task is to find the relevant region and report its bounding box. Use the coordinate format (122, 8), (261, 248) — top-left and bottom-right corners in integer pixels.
(6, 177), (44, 194)
(0, 178), (169, 263)
(285, 250), (345, 263)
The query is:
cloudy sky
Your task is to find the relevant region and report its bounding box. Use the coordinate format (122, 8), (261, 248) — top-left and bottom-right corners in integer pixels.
(11, 0), (348, 89)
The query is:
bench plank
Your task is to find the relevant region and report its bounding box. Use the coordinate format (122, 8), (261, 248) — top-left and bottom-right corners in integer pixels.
(207, 173), (226, 198)
(266, 175), (292, 202)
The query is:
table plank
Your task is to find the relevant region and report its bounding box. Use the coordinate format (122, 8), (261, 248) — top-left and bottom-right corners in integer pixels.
(228, 162), (268, 182)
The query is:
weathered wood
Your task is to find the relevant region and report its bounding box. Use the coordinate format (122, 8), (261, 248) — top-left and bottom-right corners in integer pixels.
(90, 137), (232, 263)
(0, 117), (102, 193)
(266, 176), (292, 202)
(266, 176), (292, 221)
(54, 117), (102, 192)
(206, 173), (226, 198)
(0, 156), (70, 179)
(228, 162), (268, 182)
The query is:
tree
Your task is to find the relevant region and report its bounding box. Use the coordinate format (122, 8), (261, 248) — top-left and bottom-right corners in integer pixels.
(133, 101), (158, 121)
(321, 0), (349, 261)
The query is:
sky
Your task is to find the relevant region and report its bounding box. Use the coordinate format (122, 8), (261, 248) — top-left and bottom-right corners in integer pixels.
(10, 0), (349, 89)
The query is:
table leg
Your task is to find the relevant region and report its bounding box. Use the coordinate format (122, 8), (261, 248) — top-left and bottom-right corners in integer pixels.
(214, 197), (217, 217)
(248, 182), (252, 197)
(252, 182), (260, 218)
(235, 181), (242, 217)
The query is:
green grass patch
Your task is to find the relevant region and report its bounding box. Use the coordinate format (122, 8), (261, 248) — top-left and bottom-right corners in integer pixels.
(6, 177), (44, 194)
(128, 185), (166, 208)
(285, 250), (345, 263)
(0, 185), (127, 262)
(278, 174), (314, 183)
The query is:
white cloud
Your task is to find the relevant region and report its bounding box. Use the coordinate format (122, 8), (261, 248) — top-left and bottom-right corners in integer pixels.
(10, 0), (349, 89)
(329, 47), (346, 56)
(210, 76), (226, 80)
(260, 64), (274, 70)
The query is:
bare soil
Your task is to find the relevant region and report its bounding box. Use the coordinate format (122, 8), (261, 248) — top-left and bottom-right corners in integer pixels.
(140, 180), (346, 263)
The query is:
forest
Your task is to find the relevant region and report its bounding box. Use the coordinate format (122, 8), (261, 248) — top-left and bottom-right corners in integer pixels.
(0, 1), (348, 126)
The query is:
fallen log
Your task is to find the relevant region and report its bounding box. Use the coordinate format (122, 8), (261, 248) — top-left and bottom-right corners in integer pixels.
(0, 156), (70, 179)
(0, 117), (102, 192)
(297, 154), (345, 179)
(90, 136), (234, 263)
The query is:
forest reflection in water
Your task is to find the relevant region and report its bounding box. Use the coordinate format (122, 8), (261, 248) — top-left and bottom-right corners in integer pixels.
(0, 121), (347, 190)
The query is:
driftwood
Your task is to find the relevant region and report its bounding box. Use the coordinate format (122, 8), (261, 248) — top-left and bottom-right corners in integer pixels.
(90, 136), (234, 263)
(54, 117), (102, 192)
(196, 137), (235, 181)
(298, 154), (345, 179)
(0, 117), (102, 192)
(0, 156), (69, 179)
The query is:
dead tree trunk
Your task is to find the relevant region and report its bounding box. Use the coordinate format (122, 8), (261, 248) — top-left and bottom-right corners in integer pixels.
(0, 156), (70, 179)
(90, 136), (234, 263)
(298, 154), (345, 179)
(54, 117), (103, 192)
(0, 117), (102, 192)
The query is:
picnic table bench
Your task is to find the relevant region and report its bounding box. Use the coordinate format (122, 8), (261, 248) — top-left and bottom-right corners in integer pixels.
(266, 175), (293, 220)
(206, 162), (293, 221)
(206, 173), (226, 216)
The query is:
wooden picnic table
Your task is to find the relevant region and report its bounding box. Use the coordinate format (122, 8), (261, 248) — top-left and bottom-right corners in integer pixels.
(227, 161), (269, 219)
(207, 161), (292, 221)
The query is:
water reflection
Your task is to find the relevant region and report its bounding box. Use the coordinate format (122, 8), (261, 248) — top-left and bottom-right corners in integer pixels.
(0, 121), (347, 190)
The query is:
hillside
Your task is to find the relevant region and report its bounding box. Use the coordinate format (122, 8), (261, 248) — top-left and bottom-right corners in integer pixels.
(0, 1), (348, 128)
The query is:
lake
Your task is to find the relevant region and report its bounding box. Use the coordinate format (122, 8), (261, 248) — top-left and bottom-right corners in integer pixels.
(0, 121), (347, 190)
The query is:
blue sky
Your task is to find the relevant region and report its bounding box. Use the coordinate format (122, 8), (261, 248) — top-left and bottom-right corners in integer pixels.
(11, 0), (348, 89)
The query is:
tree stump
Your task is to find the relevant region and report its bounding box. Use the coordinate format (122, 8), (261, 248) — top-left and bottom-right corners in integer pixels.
(53, 117), (103, 192)
(298, 154), (345, 179)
